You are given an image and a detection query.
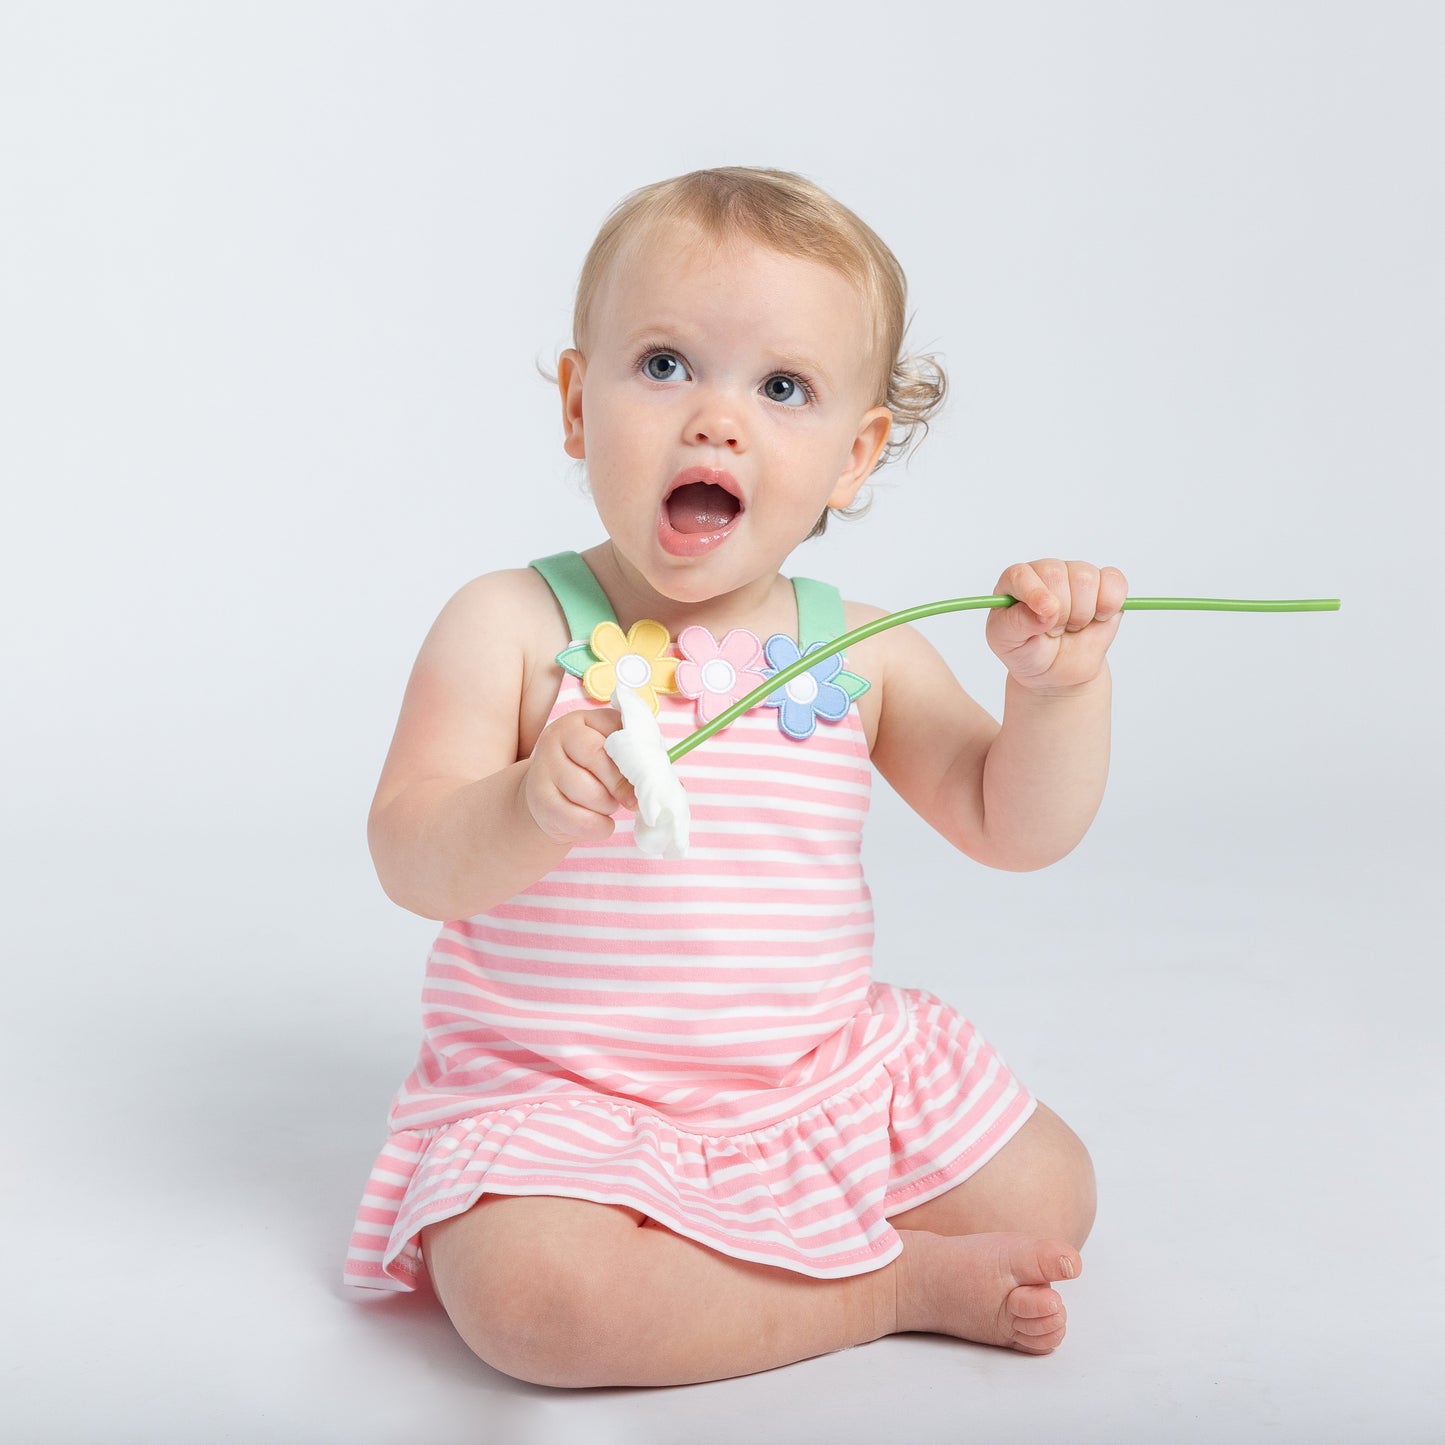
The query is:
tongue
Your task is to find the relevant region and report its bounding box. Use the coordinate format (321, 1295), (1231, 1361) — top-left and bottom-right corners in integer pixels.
(667, 482), (740, 535)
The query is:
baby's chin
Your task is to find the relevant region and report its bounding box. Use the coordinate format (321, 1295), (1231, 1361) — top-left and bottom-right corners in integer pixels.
(594, 527), (798, 610)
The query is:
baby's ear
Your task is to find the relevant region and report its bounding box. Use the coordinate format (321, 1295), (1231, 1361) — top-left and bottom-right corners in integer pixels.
(558, 349), (587, 459)
(827, 406), (892, 509)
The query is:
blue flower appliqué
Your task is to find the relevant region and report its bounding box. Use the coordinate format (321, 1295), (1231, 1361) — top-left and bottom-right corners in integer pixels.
(762, 635), (852, 740)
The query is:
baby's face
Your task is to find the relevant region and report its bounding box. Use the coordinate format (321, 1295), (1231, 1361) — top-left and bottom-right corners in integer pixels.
(560, 219), (891, 605)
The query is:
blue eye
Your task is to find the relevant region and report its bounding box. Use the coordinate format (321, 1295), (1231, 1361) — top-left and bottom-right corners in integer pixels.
(763, 374), (808, 407)
(643, 352), (690, 383)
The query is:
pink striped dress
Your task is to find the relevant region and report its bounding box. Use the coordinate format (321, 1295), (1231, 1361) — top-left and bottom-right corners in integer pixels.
(344, 552), (1034, 1291)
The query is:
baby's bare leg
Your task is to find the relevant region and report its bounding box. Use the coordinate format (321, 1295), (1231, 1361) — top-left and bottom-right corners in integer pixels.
(424, 1196), (893, 1387)
(889, 1102), (1097, 1246)
(423, 1194), (1080, 1388)
(883, 1102), (1096, 1354)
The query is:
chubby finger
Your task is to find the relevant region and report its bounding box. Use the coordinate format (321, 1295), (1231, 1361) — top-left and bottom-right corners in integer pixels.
(563, 713), (634, 805)
(995, 562), (1064, 638)
(1097, 565), (1129, 619)
(580, 707), (624, 739)
(555, 765), (629, 818)
(1063, 562), (1100, 633)
(523, 764), (618, 845)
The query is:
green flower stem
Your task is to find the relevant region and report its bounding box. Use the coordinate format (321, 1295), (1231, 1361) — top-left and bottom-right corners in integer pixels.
(667, 594), (1341, 763)
(1112, 598), (1341, 612)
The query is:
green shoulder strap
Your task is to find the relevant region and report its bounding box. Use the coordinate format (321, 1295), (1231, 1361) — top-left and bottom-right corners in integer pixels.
(530, 551), (617, 641)
(791, 575), (845, 649)
(791, 574), (870, 702)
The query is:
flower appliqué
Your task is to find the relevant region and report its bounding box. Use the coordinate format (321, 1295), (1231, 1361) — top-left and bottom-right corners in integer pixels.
(580, 620), (679, 713)
(555, 616), (868, 737)
(674, 626), (769, 726)
(762, 635), (866, 741)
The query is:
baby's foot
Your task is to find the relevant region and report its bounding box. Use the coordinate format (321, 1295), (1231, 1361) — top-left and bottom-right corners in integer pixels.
(895, 1230), (1081, 1355)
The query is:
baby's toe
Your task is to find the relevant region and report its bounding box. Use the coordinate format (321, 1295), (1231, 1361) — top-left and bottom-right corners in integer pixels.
(1009, 1283), (1064, 1321)
(1006, 1284), (1067, 1352)
(1013, 1323), (1067, 1355)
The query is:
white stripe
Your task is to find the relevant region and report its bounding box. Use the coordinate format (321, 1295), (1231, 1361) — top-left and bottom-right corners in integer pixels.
(428, 964), (870, 1001)
(468, 1012), (864, 1048)
(425, 995), (868, 1031)
(519, 870), (867, 895)
(487, 894), (868, 922)
(683, 772), (872, 803)
(626, 818), (862, 842)
(567, 826), (862, 851)
(457, 911), (871, 945)
(433, 937), (870, 970)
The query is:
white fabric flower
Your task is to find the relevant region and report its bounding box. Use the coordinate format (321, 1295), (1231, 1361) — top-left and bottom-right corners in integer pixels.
(604, 682), (691, 859)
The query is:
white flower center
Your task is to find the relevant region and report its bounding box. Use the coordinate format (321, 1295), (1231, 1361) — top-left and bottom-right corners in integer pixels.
(616, 653), (652, 689)
(785, 672), (819, 706)
(700, 658), (737, 695)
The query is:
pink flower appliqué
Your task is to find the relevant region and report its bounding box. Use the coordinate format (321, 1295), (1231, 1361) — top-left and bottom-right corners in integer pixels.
(675, 625), (769, 725)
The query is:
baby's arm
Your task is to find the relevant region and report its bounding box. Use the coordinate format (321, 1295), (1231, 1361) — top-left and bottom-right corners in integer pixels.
(367, 569), (635, 920)
(869, 560), (1126, 872)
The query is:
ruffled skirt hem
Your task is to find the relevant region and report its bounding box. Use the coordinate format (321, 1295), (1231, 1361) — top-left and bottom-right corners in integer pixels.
(343, 985), (1034, 1290)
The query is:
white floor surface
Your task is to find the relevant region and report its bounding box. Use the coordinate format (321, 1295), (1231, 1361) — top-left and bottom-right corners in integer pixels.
(7, 786), (1439, 1445)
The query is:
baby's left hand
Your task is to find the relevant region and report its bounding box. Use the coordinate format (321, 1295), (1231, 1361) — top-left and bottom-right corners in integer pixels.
(986, 559), (1128, 691)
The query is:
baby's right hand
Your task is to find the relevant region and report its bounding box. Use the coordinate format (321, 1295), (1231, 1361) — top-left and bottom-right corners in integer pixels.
(524, 709), (638, 847)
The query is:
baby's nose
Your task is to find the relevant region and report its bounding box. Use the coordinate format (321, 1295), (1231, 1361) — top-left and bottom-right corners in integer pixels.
(687, 389), (743, 449)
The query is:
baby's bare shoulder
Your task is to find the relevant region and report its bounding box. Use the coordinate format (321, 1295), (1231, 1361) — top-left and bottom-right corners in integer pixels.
(839, 597), (949, 679)
(374, 568), (567, 811)
(426, 568), (565, 657)
(444, 566), (559, 623)
(840, 598), (890, 627)
(398, 569), (567, 733)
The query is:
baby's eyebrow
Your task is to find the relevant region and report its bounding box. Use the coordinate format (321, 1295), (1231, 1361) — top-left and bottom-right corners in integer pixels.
(624, 322), (689, 348)
(767, 349), (834, 388)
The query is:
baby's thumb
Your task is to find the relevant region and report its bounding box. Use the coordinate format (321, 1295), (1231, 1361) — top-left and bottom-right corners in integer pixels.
(994, 591), (1060, 642)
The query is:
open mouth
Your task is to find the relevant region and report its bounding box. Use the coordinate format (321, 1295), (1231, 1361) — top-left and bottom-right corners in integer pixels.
(659, 469), (744, 555)
(666, 481), (742, 534)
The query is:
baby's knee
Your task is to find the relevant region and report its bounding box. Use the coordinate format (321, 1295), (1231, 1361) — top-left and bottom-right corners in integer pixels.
(426, 1217), (630, 1388)
(1069, 1141), (1098, 1246)
(1041, 1107), (1097, 1246)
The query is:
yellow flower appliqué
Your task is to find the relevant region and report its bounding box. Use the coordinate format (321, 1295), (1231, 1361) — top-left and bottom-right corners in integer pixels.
(582, 619), (679, 713)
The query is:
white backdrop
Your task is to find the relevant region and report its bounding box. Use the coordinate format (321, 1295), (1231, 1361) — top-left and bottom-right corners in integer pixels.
(3, 4), (1440, 1442)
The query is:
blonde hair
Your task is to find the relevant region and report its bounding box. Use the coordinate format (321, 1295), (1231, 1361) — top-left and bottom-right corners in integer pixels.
(571, 168), (947, 533)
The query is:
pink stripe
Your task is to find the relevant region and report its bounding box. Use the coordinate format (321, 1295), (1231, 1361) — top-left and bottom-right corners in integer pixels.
(687, 776), (869, 807)
(427, 952), (869, 986)
(666, 835), (859, 859)
(446, 973), (868, 1012)
(486, 900), (872, 932)
(465, 856), (867, 886)
(436, 935), (873, 969)
(520, 879), (861, 905)
(451, 927), (876, 960)
(469, 1040), (857, 1073)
